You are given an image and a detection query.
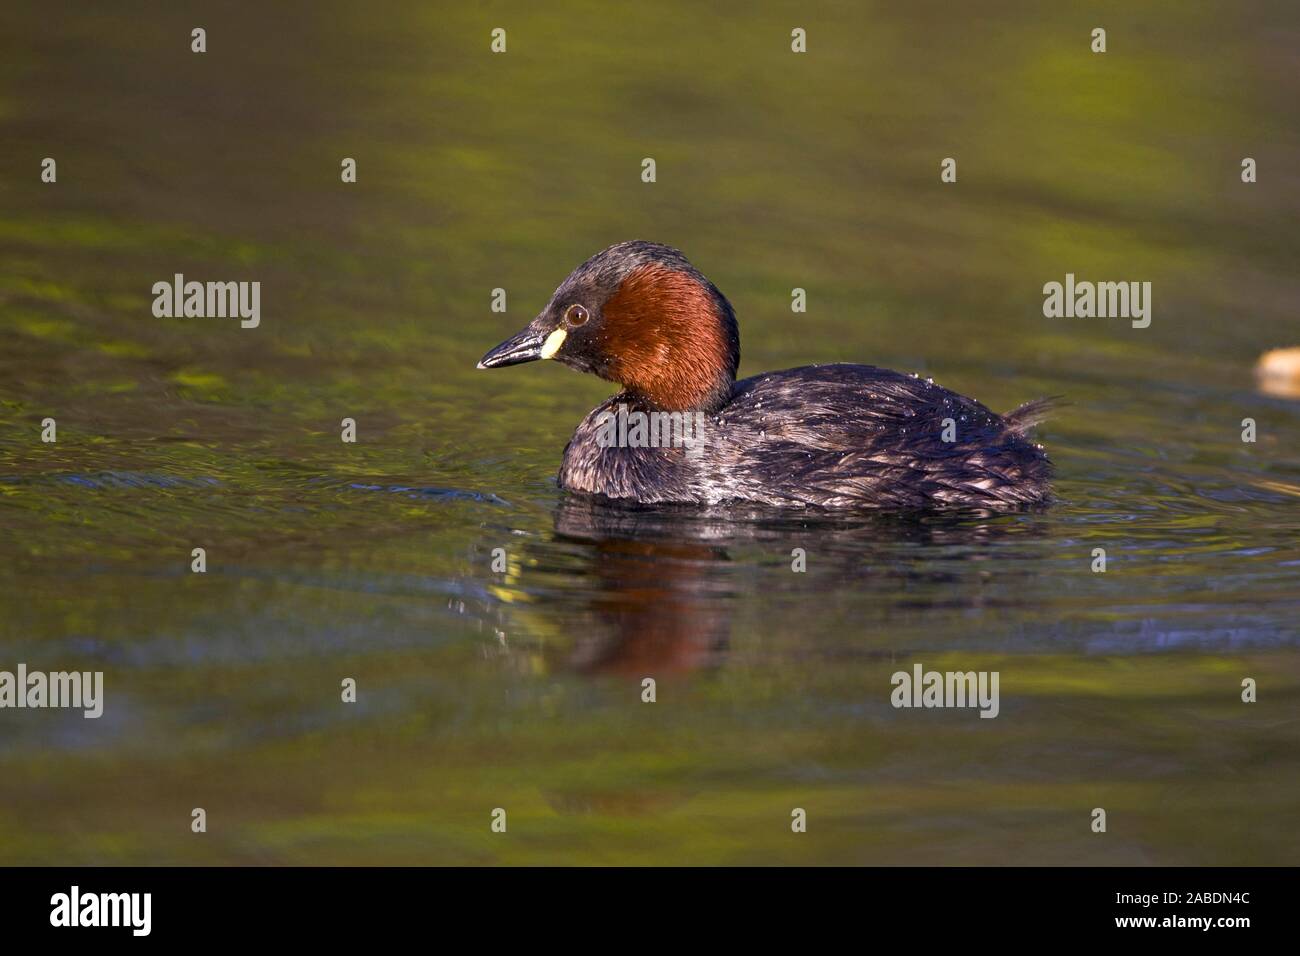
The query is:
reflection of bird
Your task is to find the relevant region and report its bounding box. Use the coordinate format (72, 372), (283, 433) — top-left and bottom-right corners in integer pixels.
(562, 534), (731, 677)
(547, 499), (734, 677)
(540, 495), (1048, 678)
(479, 241), (1055, 510)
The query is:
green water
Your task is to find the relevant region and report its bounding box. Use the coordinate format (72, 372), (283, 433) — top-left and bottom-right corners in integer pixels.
(1, 1), (1297, 864)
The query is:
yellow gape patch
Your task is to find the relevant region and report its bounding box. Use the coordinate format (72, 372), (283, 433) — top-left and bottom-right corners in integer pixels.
(540, 328), (567, 359)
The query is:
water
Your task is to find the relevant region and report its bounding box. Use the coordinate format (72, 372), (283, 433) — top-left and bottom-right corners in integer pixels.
(1, 1), (1297, 864)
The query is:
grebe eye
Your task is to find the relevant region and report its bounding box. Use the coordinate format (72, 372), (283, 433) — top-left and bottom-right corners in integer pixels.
(565, 304), (590, 327)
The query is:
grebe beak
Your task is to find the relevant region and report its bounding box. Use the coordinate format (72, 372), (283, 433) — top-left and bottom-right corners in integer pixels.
(476, 323), (567, 369)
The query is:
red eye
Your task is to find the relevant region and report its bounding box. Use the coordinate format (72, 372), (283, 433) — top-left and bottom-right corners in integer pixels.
(565, 304), (590, 326)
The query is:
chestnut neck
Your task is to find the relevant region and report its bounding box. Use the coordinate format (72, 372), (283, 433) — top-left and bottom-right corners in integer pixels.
(601, 264), (739, 414)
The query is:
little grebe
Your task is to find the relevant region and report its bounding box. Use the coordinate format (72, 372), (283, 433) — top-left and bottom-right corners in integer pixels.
(478, 241), (1054, 510)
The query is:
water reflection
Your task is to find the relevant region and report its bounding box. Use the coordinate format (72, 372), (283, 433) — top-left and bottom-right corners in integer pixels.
(537, 495), (1052, 677)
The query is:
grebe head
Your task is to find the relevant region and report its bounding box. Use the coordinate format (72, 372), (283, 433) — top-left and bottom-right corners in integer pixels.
(476, 241), (740, 412)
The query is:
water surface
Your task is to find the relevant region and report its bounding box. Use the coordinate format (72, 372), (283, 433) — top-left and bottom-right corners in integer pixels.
(1, 1), (1298, 864)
